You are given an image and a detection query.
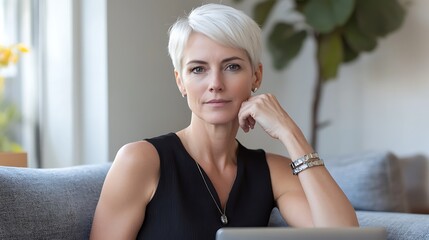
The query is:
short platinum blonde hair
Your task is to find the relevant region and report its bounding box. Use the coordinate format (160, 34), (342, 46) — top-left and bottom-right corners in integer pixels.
(168, 3), (262, 74)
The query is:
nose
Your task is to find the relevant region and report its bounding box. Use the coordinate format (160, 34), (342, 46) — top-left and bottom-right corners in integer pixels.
(208, 71), (224, 92)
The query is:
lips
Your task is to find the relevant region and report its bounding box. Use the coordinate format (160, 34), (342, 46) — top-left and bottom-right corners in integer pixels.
(204, 99), (232, 104)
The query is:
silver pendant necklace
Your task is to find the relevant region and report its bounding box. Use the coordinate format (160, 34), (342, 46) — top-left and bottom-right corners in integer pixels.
(195, 161), (228, 225)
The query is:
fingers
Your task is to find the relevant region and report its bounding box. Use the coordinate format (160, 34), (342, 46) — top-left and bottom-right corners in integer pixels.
(238, 100), (254, 132)
(248, 116), (256, 129)
(241, 116), (255, 132)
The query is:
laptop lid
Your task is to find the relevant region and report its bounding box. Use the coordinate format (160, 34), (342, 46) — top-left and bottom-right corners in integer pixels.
(216, 227), (387, 240)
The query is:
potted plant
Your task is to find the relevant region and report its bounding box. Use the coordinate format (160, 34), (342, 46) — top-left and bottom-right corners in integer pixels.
(0, 43), (29, 167)
(234, 0), (406, 149)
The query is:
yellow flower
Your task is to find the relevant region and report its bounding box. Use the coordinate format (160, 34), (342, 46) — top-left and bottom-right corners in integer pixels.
(0, 43), (29, 67)
(0, 48), (12, 67)
(16, 43), (30, 53)
(0, 43), (29, 93)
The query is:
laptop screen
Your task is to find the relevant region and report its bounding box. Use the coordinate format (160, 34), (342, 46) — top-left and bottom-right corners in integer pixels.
(216, 227), (387, 240)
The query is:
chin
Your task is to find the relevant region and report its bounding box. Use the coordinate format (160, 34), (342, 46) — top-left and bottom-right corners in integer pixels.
(203, 113), (238, 126)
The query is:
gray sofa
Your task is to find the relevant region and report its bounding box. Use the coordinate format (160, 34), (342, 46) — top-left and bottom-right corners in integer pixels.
(1, 152), (428, 239)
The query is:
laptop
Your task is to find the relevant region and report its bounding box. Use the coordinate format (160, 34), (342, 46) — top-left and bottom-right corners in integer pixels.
(216, 227), (387, 240)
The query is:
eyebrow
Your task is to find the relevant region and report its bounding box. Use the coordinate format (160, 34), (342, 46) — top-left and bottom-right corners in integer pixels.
(185, 56), (245, 66)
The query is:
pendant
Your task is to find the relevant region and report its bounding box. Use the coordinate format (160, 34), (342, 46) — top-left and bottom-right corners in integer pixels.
(221, 214), (228, 225)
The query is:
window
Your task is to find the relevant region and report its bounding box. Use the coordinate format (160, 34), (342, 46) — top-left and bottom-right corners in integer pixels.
(2, 0), (109, 167)
(0, 0), (41, 166)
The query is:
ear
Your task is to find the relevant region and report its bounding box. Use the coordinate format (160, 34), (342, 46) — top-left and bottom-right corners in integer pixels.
(252, 63), (263, 90)
(175, 70), (186, 97)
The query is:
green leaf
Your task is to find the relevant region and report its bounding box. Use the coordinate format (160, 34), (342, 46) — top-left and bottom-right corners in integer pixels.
(253, 0), (277, 28)
(343, 17), (377, 52)
(303, 0), (355, 33)
(355, 0), (405, 37)
(317, 32), (343, 81)
(342, 38), (359, 63)
(267, 23), (307, 70)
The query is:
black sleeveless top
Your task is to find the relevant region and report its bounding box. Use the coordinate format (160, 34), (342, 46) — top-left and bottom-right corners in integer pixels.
(137, 133), (275, 240)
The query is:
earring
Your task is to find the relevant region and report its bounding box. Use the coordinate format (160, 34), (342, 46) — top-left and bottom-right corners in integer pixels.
(252, 87), (258, 93)
(182, 93), (187, 98)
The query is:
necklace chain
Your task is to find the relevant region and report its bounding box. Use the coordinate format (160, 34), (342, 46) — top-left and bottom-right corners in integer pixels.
(195, 161), (228, 225)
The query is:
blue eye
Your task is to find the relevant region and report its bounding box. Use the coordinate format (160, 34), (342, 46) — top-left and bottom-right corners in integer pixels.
(226, 64), (241, 71)
(191, 66), (204, 74)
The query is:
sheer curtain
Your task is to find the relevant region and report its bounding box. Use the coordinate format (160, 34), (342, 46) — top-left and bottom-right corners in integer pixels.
(40, 0), (108, 167)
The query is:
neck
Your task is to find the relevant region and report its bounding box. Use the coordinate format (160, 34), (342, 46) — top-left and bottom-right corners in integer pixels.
(177, 117), (239, 170)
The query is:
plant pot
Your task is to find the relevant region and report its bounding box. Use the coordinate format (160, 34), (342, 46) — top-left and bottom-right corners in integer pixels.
(0, 152), (28, 167)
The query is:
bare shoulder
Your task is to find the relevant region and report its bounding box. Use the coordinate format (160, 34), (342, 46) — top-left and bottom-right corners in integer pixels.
(90, 140), (160, 239)
(113, 140), (159, 170)
(108, 140), (160, 198)
(116, 140), (159, 162)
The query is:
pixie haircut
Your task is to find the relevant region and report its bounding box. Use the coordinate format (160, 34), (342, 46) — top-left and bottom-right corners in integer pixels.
(168, 3), (262, 74)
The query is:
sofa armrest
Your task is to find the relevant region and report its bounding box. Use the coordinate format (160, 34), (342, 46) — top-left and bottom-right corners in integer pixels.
(357, 211), (429, 240)
(269, 208), (429, 240)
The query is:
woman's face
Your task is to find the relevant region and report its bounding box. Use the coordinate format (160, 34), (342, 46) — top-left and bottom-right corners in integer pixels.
(175, 32), (261, 126)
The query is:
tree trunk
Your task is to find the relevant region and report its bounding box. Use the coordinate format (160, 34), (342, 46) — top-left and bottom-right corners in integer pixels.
(311, 55), (323, 150)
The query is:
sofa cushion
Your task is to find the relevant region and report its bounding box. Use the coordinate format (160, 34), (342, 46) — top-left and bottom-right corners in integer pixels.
(0, 163), (111, 240)
(325, 151), (408, 212)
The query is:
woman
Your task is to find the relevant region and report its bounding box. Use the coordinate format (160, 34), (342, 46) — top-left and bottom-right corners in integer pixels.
(90, 3), (358, 239)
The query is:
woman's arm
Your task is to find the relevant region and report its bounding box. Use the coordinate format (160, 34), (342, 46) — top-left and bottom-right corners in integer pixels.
(238, 93), (358, 227)
(90, 141), (160, 239)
